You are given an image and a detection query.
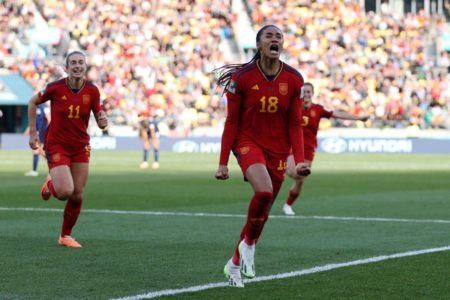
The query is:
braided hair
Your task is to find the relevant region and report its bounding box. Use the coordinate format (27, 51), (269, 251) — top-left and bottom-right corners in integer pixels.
(213, 25), (281, 91)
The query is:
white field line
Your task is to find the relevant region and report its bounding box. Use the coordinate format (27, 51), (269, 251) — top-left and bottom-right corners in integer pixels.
(1, 207), (450, 224)
(110, 245), (450, 300)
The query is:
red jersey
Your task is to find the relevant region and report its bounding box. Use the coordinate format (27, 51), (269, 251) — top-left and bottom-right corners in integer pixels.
(220, 60), (305, 165)
(38, 78), (102, 146)
(302, 103), (333, 151)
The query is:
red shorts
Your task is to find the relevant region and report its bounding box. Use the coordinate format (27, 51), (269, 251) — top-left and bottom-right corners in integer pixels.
(45, 143), (91, 169)
(233, 140), (287, 183)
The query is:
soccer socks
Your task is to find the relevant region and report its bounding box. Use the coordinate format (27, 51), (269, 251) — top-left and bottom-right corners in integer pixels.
(143, 149), (149, 162)
(32, 154), (39, 171)
(154, 149), (159, 162)
(61, 197), (83, 237)
(231, 192), (273, 265)
(245, 192), (273, 243)
(286, 190), (299, 206)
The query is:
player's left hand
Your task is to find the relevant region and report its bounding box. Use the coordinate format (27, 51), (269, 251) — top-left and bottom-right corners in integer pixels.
(296, 162), (311, 176)
(96, 111), (109, 129)
(28, 132), (40, 150)
(215, 165), (229, 180)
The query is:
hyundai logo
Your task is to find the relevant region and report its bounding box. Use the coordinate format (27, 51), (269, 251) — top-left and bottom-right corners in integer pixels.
(173, 140), (199, 153)
(321, 138), (347, 153)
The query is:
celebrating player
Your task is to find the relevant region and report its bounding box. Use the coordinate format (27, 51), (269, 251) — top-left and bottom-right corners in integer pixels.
(283, 82), (369, 216)
(27, 51), (108, 248)
(214, 25), (310, 287)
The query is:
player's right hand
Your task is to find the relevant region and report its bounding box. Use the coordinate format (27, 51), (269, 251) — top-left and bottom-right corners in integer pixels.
(29, 132), (39, 150)
(215, 165), (229, 180)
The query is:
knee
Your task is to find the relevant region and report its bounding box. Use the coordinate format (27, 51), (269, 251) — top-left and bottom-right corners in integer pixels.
(69, 191), (83, 203)
(55, 186), (74, 200)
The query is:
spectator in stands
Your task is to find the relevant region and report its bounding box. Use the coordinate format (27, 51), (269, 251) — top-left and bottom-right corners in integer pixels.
(2, 0), (449, 134)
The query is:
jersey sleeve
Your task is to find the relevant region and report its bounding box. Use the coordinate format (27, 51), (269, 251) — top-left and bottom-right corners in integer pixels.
(37, 85), (53, 104)
(321, 105), (333, 119)
(219, 76), (241, 166)
(91, 85), (102, 114)
(289, 78), (305, 164)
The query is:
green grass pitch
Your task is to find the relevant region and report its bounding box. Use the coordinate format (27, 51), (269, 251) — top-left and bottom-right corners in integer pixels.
(1, 150), (450, 299)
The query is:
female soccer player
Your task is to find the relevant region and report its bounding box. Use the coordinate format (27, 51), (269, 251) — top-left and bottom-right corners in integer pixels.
(28, 51), (108, 248)
(138, 113), (160, 169)
(282, 82), (369, 216)
(214, 25), (310, 287)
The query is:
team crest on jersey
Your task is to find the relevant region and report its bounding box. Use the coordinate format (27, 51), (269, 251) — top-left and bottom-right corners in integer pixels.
(239, 146), (250, 155)
(83, 94), (90, 104)
(52, 153), (61, 162)
(228, 80), (237, 94)
(310, 109), (316, 117)
(279, 83), (288, 95)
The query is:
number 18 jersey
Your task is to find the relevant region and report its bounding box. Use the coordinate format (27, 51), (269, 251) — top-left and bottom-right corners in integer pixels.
(220, 60), (305, 165)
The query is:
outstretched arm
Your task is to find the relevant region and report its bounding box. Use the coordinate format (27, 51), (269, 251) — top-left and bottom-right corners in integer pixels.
(332, 111), (369, 122)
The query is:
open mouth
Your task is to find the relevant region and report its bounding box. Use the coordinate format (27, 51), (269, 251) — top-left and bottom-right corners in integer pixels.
(269, 44), (279, 54)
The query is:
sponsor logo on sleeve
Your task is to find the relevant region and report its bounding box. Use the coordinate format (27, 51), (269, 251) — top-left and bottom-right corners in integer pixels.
(228, 80), (236, 94)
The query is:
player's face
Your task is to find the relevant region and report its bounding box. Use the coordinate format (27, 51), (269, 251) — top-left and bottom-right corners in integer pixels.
(303, 85), (314, 104)
(66, 53), (86, 79)
(257, 27), (284, 60)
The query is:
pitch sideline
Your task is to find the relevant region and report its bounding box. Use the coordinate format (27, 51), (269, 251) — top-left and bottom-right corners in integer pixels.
(110, 245), (450, 300)
(1, 207), (450, 224)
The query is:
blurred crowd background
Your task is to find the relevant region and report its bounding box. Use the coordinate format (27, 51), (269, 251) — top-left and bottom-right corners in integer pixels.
(1, 0), (449, 137)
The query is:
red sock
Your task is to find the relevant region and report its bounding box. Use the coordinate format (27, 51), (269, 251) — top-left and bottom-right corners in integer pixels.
(231, 192), (273, 264)
(245, 192), (273, 243)
(286, 190), (299, 206)
(61, 197), (83, 237)
(48, 180), (58, 198)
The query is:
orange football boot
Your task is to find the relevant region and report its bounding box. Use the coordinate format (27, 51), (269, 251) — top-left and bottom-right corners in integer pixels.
(58, 235), (82, 248)
(40, 174), (52, 201)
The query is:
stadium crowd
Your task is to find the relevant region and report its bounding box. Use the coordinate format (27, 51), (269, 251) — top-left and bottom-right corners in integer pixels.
(1, 0), (449, 136)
